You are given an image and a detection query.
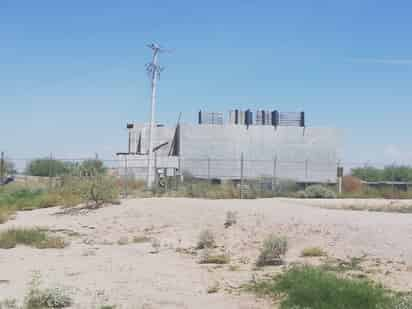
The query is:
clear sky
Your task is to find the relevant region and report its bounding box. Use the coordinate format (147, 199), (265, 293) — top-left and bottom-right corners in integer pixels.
(1, 0), (412, 164)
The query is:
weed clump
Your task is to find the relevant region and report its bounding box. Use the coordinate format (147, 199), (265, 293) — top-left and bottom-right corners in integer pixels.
(301, 247), (326, 257)
(297, 185), (337, 199)
(24, 273), (72, 308)
(0, 228), (67, 249)
(197, 229), (216, 249)
(199, 250), (230, 264)
(224, 211), (237, 228)
(256, 234), (288, 267)
(247, 266), (393, 309)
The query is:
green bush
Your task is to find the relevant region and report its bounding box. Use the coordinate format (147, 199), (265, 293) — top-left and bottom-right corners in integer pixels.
(298, 185), (336, 199)
(247, 266), (393, 309)
(0, 188), (61, 215)
(256, 234), (288, 267)
(26, 159), (69, 177)
(78, 159), (107, 176)
(352, 165), (412, 182)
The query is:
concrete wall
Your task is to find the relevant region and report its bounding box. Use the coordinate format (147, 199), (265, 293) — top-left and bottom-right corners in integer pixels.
(124, 123), (341, 183)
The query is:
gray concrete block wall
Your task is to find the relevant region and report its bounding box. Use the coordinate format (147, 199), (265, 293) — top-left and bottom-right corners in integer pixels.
(123, 123), (341, 183)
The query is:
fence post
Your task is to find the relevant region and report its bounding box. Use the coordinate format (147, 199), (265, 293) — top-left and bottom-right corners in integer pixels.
(124, 155), (128, 198)
(154, 152), (158, 190)
(392, 161), (396, 197)
(337, 161), (343, 195)
(305, 159), (309, 181)
(240, 152), (244, 199)
(0, 152), (4, 184)
(207, 157), (211, 183)
(48, 153), (53, 189)
(272, 155), (277, 192)
(178, 156), (184, 183)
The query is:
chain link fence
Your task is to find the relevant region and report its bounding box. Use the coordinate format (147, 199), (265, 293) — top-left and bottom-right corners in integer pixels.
(1, 152), (412, 198)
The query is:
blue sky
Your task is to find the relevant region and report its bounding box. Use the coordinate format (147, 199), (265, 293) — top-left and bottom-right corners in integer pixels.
(1, 0), (412, 164)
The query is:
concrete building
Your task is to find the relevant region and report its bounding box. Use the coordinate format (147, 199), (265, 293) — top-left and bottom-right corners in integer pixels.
(118, 122), (341, 183)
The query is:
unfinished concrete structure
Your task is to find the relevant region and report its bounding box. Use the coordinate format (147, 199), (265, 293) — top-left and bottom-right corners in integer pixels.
(118, 122), (341, 183)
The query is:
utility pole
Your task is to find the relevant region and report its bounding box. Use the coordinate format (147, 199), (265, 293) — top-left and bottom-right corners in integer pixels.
(0, 152), (4, 185)
(146, 43), (166, 188)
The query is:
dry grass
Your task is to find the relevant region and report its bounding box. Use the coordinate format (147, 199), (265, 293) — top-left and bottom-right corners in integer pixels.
(199, 250), (230, 264)
(0, 209), (13, 224)
(0, 228), (67, 249)
(132, 235), (151, 243)
(301, 247), (327, 257)
(256, 234), (288, 267)
(207, 282), (220, 294)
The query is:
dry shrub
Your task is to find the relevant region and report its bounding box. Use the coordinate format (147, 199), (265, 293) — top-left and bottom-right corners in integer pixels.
(301, 247), (326, 257)
(197, 229), (216, 249)
(0, 228), (67, 249)
(25, 272), (72, 308)
(297, 185), (337, 199)
(256, 234), (288, 267)
(343, 176), (363, 193)
(224, 211), (237, 228)
(199, 250), (230, 264)
(59, 175), (119, 208)
(0, 209), (13, 224)
(121, 178), (146, 192)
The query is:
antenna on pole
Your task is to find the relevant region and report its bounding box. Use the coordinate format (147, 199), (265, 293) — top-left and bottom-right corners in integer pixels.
(146, 43), (169, 188)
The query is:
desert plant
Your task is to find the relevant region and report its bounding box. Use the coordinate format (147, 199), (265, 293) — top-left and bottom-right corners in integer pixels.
(342, 175), (363, 193)
(224, 211), (237, 228)
(196, 229), (216, 249)
(24, 273), (72, 309)
(0, 188), (60, 212)
(301, 185), (337, 199)
(256, 234), (288, 267)
(301, 247), (326, 257)
(84, 175), (119, 207)
(59, 175), (119, 208)
(0, 228), (67, 249)
(133, 235), (151, 243)
(26, 158), (69, 177)
(246, 266), (394, 309)
(150, 238), (161, 254)
(0, 209), (13, 224)
(199, 250), (230, 264)
(78, 159), (107, 176)
(207, 282), (220, 294)
(0, 299), (18, 309)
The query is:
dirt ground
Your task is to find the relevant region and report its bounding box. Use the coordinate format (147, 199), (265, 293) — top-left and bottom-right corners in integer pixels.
(2, 197), (412, 308)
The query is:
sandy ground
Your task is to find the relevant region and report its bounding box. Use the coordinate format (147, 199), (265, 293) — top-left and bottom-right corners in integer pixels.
(2, 198), (412, 308)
